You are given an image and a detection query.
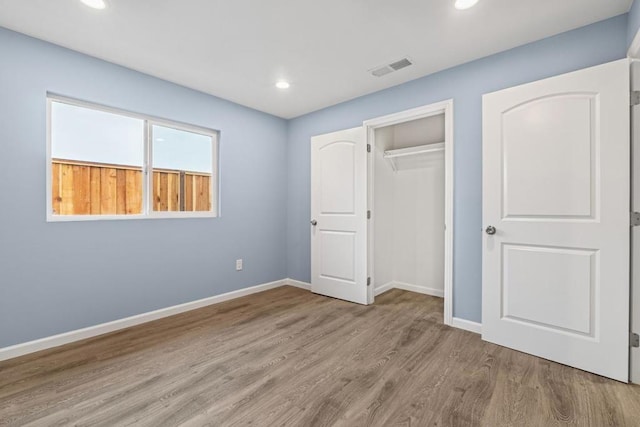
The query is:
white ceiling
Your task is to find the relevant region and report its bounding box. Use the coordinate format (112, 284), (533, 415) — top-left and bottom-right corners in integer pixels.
(0, 0), (632, 118)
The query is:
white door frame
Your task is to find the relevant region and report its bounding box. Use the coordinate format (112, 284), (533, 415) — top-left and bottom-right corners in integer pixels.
(363, 100), (454, 325)
(631, 59), (640, 385)
(629, 28), (640, 386)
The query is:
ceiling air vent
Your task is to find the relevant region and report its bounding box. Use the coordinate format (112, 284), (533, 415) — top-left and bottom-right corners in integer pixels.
(389, 58), (412, 71)
(370, 57), (413, 77)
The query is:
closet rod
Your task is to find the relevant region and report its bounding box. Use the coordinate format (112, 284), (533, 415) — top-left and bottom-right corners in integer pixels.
(383, 142), (445, 159)
(383, 142), (445, 172)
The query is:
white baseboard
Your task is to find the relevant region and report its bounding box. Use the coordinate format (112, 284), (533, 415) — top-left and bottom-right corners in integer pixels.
(393, 281), (444, 298)
(375, 281), (444, 298)
(374, 281), (395, 296)
(284, 278), (311, 291)
(451, 317), (482, 334)
(0, 278), (296, 362)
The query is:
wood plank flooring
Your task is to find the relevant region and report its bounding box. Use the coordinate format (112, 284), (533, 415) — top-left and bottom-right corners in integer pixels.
(1, 286), (639, 426)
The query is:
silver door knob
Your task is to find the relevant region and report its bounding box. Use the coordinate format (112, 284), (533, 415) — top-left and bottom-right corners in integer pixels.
(310, 220), (318, 226)
(485, 226), (496, 235)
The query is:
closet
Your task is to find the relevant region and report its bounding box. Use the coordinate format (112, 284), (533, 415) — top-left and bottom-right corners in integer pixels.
(372, 114), (445, 298)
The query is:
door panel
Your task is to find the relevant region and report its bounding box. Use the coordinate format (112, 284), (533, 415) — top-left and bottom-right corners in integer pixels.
(502, 244), (595, 335)
(319, 231), (356, 281)
(482, 59), (629, 382)
(502, 94), (595, 219)
(320, 142), (356, 214)
(311, 127), (368, 304)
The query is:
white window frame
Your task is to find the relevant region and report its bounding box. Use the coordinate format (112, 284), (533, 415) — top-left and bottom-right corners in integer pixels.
(46, 94), (219, 222)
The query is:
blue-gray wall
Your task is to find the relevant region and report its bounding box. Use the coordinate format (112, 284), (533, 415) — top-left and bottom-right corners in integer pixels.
(629, 0), (640, 48)
(286, 14), (629, 323)
(0, 27), (288, 348)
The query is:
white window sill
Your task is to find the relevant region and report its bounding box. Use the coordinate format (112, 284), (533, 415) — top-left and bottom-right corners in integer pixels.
(46, 212), (218, 222)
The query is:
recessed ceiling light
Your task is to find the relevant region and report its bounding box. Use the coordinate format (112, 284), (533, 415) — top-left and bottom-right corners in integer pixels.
(156, 138), (165, 142)
(454, 0), (479, 10)
(275, 81), (290, 89)
(80, 0), (107, 10)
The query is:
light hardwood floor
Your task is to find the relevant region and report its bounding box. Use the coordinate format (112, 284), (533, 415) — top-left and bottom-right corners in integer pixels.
(1, 286), (640, 426)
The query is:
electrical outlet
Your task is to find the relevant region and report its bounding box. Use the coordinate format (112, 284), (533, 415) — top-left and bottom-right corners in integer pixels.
(236, 259), (243, 271)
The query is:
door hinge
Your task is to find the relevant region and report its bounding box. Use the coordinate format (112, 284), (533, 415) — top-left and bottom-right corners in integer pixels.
(367, 210), (371, 219)
(632, 91), (640, 106)
(631, 332), (639, 348)
(367, 277), (371, 286)
(367, 144), (371, 153)
(631, 212), (640, 227)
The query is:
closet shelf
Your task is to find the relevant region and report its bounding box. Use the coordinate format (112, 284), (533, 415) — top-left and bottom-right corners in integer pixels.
(383, 142), (444, 172)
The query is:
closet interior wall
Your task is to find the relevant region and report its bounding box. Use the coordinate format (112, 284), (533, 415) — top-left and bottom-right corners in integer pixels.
(373, 115), (446, 298)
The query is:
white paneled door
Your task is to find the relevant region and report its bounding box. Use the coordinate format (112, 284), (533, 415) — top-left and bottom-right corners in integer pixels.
(482, 59), (630, 382)
(311, 127), (368, 304)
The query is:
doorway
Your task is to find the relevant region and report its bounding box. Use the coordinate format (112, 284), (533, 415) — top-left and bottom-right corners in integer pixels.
(364, 101), (454, 324)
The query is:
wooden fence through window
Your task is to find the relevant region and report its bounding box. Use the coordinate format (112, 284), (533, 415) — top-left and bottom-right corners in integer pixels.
(51, 159), (212, 215)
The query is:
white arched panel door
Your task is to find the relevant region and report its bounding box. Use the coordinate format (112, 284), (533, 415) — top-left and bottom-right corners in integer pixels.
(482, 59), (630, 381)
(311, 127), (368, 304)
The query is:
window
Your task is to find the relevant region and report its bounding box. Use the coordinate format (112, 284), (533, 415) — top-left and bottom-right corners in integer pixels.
(47, 95), (218, 221)
(150, 124), (215, 213)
